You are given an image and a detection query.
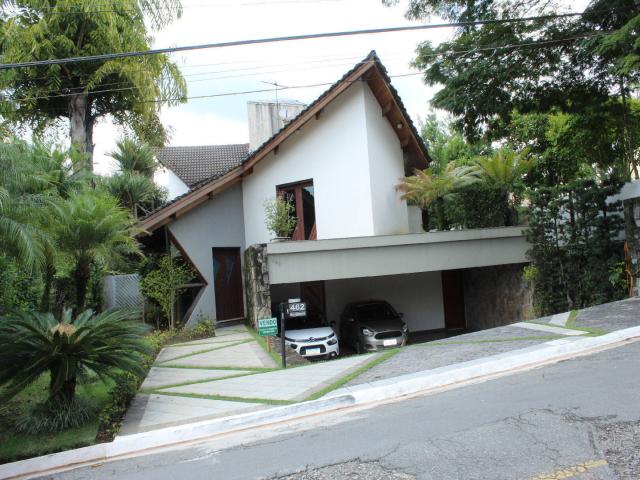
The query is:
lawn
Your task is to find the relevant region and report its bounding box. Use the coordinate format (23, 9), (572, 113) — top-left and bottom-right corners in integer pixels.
(0, 374), (113, 464)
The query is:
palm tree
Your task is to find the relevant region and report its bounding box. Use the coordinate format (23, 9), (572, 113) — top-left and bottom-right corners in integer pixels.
(397, 160), (477, 230)
(104, 173), (162, 218)
(109, 139), (159, 177)
(473, 148), (533, 226)
(106, 139), (166, 216)
(0, 141), (53, 269)
(54, 191), (142, 313)
(0, 308), (150, 407)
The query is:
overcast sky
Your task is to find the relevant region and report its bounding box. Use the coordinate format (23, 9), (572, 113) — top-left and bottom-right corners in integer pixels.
(93, 0), (589, 174)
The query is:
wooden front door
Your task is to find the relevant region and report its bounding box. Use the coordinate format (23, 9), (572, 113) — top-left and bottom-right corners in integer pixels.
(212, 247), (244, 321)
(442, 270), (466, 330)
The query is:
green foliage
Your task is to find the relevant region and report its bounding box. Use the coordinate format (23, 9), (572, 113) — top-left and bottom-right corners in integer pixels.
(104, 172), (166, 217)
(109, 138), (159, 177)
(54, 190), (142, 312)
(0, 0), (187, 164)
(140, 254), (195, 330)
(0, 308), (150, 413)
(264, 196), (297, 238)
(16, 396), (94, 435)
(444, 182), (511, 229)
(0, 254), (42, 313)
(525, 179), (626, 315)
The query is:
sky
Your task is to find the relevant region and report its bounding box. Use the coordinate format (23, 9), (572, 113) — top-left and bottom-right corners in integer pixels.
(93, 0), (590, 175)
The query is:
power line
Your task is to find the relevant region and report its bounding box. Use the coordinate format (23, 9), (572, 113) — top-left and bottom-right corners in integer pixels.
(0, 9), (623, 70)
(1, 31), (608, 104)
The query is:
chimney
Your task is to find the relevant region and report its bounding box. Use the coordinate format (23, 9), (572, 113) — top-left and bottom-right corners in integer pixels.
(247, 100), (306, 151)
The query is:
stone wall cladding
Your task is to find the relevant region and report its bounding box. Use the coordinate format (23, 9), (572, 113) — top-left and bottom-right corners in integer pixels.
(463, 263), (533, 330)
(243, 244), (272, 329)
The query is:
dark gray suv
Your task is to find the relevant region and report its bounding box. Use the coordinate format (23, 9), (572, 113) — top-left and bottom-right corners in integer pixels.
(339, 300), (408, 353)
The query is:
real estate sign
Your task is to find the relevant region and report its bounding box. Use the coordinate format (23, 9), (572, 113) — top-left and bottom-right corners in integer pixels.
(258, 317), (278, 336)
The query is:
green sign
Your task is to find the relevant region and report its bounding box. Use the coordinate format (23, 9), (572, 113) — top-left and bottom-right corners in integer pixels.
(258, 317), (278, 337)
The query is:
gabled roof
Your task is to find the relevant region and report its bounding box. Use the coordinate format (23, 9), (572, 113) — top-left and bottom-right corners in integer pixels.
(155, 143), (249, 188)
(139, 51), (432, 234)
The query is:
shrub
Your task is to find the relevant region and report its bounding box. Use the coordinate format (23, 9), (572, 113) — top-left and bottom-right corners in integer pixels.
(264, 196), (296, 238)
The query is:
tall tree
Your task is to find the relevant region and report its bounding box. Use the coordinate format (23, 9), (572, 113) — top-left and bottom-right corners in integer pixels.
(390, 0), (640, 178)
(0, 1), (187, 170)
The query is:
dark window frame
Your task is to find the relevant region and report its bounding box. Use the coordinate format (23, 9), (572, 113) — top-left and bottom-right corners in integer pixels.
(276, 179), (316, 240)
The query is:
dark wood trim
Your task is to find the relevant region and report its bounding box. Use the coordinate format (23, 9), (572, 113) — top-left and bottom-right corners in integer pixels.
(276, 178), (313, 190)
(167, 229), (208, 285)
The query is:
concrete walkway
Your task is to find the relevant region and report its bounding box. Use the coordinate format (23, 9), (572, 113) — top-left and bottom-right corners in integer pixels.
(120, 324), (377, 436)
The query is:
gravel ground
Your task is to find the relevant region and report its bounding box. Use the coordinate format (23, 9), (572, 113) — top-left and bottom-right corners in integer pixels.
(573, 298), (640, 332)
(345, 326), (565, 387)
(597, 420), (640, 479)
(272, 461), (415, 480)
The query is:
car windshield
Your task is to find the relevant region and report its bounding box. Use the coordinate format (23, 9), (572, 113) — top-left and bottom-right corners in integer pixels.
(285, 308), (328, 330)
(355, 303), (397, 321)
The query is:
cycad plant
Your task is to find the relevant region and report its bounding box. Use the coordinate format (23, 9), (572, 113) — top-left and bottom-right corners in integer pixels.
(0, 308), (150, 432)
(396, 160), (477, 230)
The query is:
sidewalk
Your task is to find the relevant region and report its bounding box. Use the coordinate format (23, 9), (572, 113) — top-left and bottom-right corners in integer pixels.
(120, 298), (640, 436)
(119, 324), (379, 435)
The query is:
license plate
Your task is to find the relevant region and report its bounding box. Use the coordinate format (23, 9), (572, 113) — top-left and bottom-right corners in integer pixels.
(305, 348), (321, 355)
(383, 339), (398, 346)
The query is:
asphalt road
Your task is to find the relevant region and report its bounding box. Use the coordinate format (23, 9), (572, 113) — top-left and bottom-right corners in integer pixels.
(42, 340), (640, 480)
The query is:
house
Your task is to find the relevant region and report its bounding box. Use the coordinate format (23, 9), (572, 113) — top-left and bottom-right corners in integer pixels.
(139, 51), (532, 333)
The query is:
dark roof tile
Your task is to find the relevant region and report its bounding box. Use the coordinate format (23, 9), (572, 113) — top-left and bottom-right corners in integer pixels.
(155, 143), (249, 188)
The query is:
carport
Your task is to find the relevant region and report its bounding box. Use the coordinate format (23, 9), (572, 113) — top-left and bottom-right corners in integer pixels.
(265, 227), (531, 333)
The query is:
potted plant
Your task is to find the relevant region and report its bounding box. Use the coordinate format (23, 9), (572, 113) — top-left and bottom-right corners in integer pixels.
(264, 196), (296, 241)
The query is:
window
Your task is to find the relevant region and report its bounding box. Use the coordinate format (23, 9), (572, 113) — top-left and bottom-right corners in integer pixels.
(277, 180), (316, 240)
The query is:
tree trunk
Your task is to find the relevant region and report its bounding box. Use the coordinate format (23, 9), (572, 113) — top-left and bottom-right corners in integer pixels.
(74, 258), (91, 315)
(40, 261), (55, 312)
(69, 93), (94, 171)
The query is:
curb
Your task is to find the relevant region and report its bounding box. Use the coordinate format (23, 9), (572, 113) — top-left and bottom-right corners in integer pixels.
(3, 325), (640, 479)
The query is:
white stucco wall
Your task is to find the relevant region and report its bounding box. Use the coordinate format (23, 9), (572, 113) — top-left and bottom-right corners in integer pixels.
(242, 82), (376, 246)
(363, 84), (410, 236)
(324, 271), (445, 332)
(167, 184), (246, 325)
(154, 166), (190, 201)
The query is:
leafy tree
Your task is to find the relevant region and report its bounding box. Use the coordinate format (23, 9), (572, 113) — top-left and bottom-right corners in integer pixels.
(0, 0), (187, 169)
(140, 254), (195, 330)
(0, 308), (149, 431)
(526, 178), (625, 314)
(54, 190), (141, 313)
(393, 0), (640, 178)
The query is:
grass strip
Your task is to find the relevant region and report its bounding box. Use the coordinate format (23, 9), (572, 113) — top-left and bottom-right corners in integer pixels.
(156, 339), (254, 364)
(157, 364), (277, 372)
(140, 371), (262, 392)
(525, 319), (606, 337)
(246, 326), (283, 368)
(304, 349), (401, 401)
(565, 310), (579, 327)
(165, 339), (243, 348)
(414, 335), (563, 347)
(147, 390), (294, 406)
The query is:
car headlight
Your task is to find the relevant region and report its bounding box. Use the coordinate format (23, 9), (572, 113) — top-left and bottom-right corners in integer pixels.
(327, 338), (338, 345)
(361, 328), (374, 337)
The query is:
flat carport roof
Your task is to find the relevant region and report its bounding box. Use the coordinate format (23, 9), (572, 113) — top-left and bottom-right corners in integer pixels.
(266, 227), (529, 285)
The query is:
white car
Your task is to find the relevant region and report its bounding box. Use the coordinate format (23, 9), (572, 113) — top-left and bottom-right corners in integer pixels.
(283, 310), (339, 359)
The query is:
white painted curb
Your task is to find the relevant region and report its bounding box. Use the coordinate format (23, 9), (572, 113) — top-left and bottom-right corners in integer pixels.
(3, 325), (640, 480)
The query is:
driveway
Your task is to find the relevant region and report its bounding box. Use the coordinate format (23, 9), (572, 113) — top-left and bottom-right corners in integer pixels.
(119, 324), (379, 435)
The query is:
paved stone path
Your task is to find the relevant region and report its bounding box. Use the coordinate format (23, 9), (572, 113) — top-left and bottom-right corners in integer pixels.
(119, 324), (379, 436)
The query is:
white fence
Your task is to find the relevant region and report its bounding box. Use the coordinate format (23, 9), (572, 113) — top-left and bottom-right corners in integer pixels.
(102, 274), (144, 311)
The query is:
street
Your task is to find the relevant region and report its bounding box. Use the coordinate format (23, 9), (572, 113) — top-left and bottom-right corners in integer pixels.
(42, 339), (640, 480)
